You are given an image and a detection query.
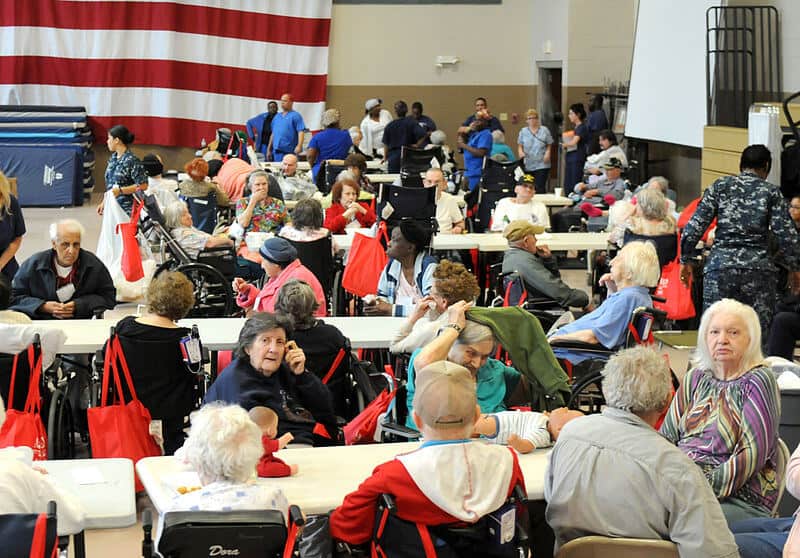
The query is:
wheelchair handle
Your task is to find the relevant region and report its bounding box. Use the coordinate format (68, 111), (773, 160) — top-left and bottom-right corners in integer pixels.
(289, 505), (305, 527)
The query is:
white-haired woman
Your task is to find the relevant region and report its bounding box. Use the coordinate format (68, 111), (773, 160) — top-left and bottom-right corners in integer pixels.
(548, 241), (660, 362)
(163, 200), (233, 260)
(490, 130), (515, 162)
(168, 403), (288, 522)
(611, 188), (677, 268)
(660, 299), (780, 524)
(235, 170), (288, 280)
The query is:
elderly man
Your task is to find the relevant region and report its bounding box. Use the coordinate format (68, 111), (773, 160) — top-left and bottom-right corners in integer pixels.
(552, 157), (627, 231)
(502, 220), (589, 310)
(382, 101), (425, 173)
(330, 360), (525, 550)
(11, 219), (115, 319)
(267, 93), (306, 162)
(276, 154), (316, 201)
(424, 168), (464, 234)
(404, 300), (521, 430)
(545, 346), (740, 558)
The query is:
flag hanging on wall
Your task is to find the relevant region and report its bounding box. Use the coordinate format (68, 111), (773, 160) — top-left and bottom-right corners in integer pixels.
(0, 0), (332, 147)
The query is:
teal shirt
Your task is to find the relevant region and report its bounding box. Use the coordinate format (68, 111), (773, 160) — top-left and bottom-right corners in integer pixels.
(404, 348), (521, 430)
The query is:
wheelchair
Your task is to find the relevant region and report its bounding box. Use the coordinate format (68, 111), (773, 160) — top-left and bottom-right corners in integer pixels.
(139, 193), (236, 317)
(339, 486), (529, 558)
(180, 191), (218, 234)
(316, 159), (347, 195)
(401, 145), (444, 175)
(487, 264), (568, 333)
(142, 506), (304, 558)
(0, 500), (67, 558)
(284, 234), (346, 317)
(468, 158), (522, 233)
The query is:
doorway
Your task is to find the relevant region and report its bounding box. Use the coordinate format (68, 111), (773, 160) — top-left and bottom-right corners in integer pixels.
(537, 63), (562, 190)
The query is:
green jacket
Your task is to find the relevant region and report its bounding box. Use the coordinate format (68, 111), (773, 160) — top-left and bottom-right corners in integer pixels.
(467, 306), (570, 410)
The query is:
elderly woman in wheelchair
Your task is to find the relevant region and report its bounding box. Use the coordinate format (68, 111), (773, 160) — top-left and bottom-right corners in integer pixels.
(548, 241), (660, 370)
(162, 200), (234, 260)
(330, 361), (528, 556)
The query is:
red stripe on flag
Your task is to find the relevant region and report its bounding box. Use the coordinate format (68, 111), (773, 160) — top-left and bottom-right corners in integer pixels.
(0, 56), (328, 103)
(90, 115), (250, 148)
(0, 1), (330, 47)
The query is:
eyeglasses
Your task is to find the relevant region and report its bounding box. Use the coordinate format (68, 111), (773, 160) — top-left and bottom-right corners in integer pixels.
(526, 116), (538, 120)
(791, 205), (800, 210)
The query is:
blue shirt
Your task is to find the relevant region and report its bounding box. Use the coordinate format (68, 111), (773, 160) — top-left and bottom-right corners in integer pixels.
(551, 286), (652, 363)
(308, 128), (352, 180)
(270, 110), (306, 153)
(404, 348), (520, 430)
(464, 128), (493, 183)
(518, 126), (553, 171)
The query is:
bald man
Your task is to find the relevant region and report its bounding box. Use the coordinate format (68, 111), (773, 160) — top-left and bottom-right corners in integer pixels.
(268, 93), (306, 162)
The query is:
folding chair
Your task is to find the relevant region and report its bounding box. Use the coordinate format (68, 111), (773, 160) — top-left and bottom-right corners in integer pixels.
(556, 536), (678, 558)
(472, 158), (522, 232)
(400, 145), (444, 175)
(376, 181), (438, 234)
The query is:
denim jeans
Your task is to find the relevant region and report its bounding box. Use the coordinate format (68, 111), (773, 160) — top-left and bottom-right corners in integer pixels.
(730, 516), (793, 558)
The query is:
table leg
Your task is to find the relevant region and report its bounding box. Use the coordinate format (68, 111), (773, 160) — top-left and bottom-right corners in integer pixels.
(73, 531), (86, 558)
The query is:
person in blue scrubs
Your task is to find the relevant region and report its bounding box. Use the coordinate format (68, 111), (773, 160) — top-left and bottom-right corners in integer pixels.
(457, 113), (492, 192)
(268, 93), (306, 163)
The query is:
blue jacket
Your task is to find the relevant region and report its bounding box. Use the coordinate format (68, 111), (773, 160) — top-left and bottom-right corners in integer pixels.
(10, 249), (116, 319)
(204, 357), (337, 446)
(376, 253), (437, 317)
(246, 112), (275, 155)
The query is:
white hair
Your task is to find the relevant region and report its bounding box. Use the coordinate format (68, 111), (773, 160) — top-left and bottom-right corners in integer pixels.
(455, 320), (495, 347)
(49, 219), (85, 242)
(183, 403), (263, 484)
(163, 200), (189, 230)
(430, 130), (447, 146)
(491, 130), (506, 144)
(635, 188), (668, 221)
(336, 169), (357, 182)
(602, 346), (672, 414)
(648, 176), (669, 194)
(693, 298), (764, 372)
(617, 241), (660, 288)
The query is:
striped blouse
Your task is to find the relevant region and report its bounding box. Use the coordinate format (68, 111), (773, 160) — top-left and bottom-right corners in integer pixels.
(660, 365), (780, 514)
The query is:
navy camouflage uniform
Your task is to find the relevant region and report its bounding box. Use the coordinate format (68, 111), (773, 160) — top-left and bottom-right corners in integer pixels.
(681, 171), (800, 340)
(105, 150), (147, 214)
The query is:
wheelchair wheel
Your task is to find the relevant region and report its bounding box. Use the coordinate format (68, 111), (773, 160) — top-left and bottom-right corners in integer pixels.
(47, 386), (75, 459)
(568, 372), (604, 414)
(331, 269), (343, 316)
(156, 262), (234, 317)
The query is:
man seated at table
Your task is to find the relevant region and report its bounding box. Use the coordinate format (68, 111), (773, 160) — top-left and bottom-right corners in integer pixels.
(424, 168), (464, 234)
(0, 395), (86, 537)
(11, 219), (116, 319)
(329, 360), (525, 547)
(501, 220), (590, 311)
(545, 346), (739, 557)
(551, 158), (627, 232)
(404, 301), (521, 430)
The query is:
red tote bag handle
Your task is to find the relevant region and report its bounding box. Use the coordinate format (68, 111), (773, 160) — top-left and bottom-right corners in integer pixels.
(7, 345), (42, 414)
(101, 336), (143, 407)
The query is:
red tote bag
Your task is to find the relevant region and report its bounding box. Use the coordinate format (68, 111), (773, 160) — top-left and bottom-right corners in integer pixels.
(116, 197), (145, 282)
(341, 222), (389, 298)
(343, 389), (395, 445)
(87, 336), (161, 491)
(0, 345), (47, 460)
(653, 233), (696, 321)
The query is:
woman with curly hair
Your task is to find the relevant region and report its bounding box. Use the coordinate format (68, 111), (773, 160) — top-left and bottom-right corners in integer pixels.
(112, 271), (198, 454)
(389, 260), (480, 354)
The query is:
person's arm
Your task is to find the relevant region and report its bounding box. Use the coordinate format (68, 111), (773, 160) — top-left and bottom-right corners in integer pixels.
(72, 261), (116, 318)
(517, 130), (526, 159)
(357, 202), (377, 228)
(705, 368), (780, 499)
(266, 134), (274, 160)
(10, 263), (48, 317)
(658, 369), (694, 443)
(293, 369), (337, 435)
(548, 329), (598, 344)
(235, 282), (259, 309)
(329, 464), (392, 545)
(322, 203), (348, 234)
(513, 252), (589, 309)
(0, 236), (22, 271)
(204, 235), (234, 249)
(295, 131), (305, 154)
(306, 147), (318, 169)
(681, 185), (717, 264)
(413, 301), (470, 371)
(237, 191), (266, 229)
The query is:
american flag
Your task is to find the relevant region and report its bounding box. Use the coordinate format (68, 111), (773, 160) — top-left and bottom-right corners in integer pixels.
(0, 0), (332, 147)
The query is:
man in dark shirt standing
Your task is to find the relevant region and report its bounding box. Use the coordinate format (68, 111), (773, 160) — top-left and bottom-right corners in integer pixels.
(458, 97), (504, 136)
(382, 101), (425, 172)
(411, 101), (437, 146)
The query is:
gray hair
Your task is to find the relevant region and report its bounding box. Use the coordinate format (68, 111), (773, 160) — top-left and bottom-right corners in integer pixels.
(430, 130), (447, 146)
(602, 346), (673, 415)
(183, 403), (263, 484)
(616, 241), (660, 288)
(247, 170), (269, 188)
(163, 200), (188, 230)
(491, 130), (506, 144)
(49, 219), (85, 241)
(635, 188), (668, 221)
(274, 280), (320, 329)
(648, 176), (669, 194)
(234, 313), (294, 360)
(693, 298), (764, 372)
(336, 169), (357, 182)
(456, 320), (495, 347)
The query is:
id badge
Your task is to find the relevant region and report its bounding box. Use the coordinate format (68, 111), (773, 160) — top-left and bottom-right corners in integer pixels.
(180, 335), (202, 366)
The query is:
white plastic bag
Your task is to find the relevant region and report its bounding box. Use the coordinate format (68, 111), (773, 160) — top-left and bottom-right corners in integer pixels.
(96, 190), (156, 301)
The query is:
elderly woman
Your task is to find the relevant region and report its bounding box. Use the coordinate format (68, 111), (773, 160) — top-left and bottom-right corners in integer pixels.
(178, 157), (230, 206)
(490, 173), (550, 231)
(548, 241), (660, 364)
(204, 313), (337, 445)
(364, 220), (437, 317)
(323, 178), (376, 234)
(390, 260), (480, 354)
(168, 403), (288, 519)
(114, 271), (198, 454)
(660, 299), (781, 524)
(232, 237), (326, 316)
(279, 198), (331, 244)
(517, 109), (554, 194)
(307, 108), (353, 181)
(235, 169), (289, 280)
(163, 200), (234, 260)
(610, 189), (677, 268)
(275, 279), (349, 416)
(403, 300), (521, 430)
(490, 130), (515, 162)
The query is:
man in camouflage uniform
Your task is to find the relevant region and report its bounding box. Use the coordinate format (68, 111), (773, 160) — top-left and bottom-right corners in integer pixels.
(680, 144), (800, 341)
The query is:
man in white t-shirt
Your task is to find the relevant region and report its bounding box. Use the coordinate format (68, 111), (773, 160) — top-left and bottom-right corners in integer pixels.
(490, 173), (550, 231)
(424, 168), (464, 234)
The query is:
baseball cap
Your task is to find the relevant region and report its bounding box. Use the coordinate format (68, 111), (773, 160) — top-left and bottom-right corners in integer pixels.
(502, 220), (546, 242)
(413, 361), (477, 430)
(365, 98), (382, 111)
(603, 157), (623, 170)
(516, 173), (536, 187)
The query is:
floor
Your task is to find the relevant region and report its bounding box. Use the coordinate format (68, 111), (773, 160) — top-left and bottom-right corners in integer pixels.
(22, 197), (597, 557)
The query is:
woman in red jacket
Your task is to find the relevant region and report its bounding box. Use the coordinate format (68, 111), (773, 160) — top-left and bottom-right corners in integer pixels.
(323, 178), (376, 234)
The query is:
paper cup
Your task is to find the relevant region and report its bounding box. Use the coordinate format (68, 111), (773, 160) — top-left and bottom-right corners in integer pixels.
(554, 188), (563, 197)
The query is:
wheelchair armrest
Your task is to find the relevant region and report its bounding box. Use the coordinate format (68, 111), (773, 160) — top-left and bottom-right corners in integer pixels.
(289, 505), (304, 527)
(380, 419), (421, 441)
(548, 340), (614, 354)
(379, 494), (397, 513)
